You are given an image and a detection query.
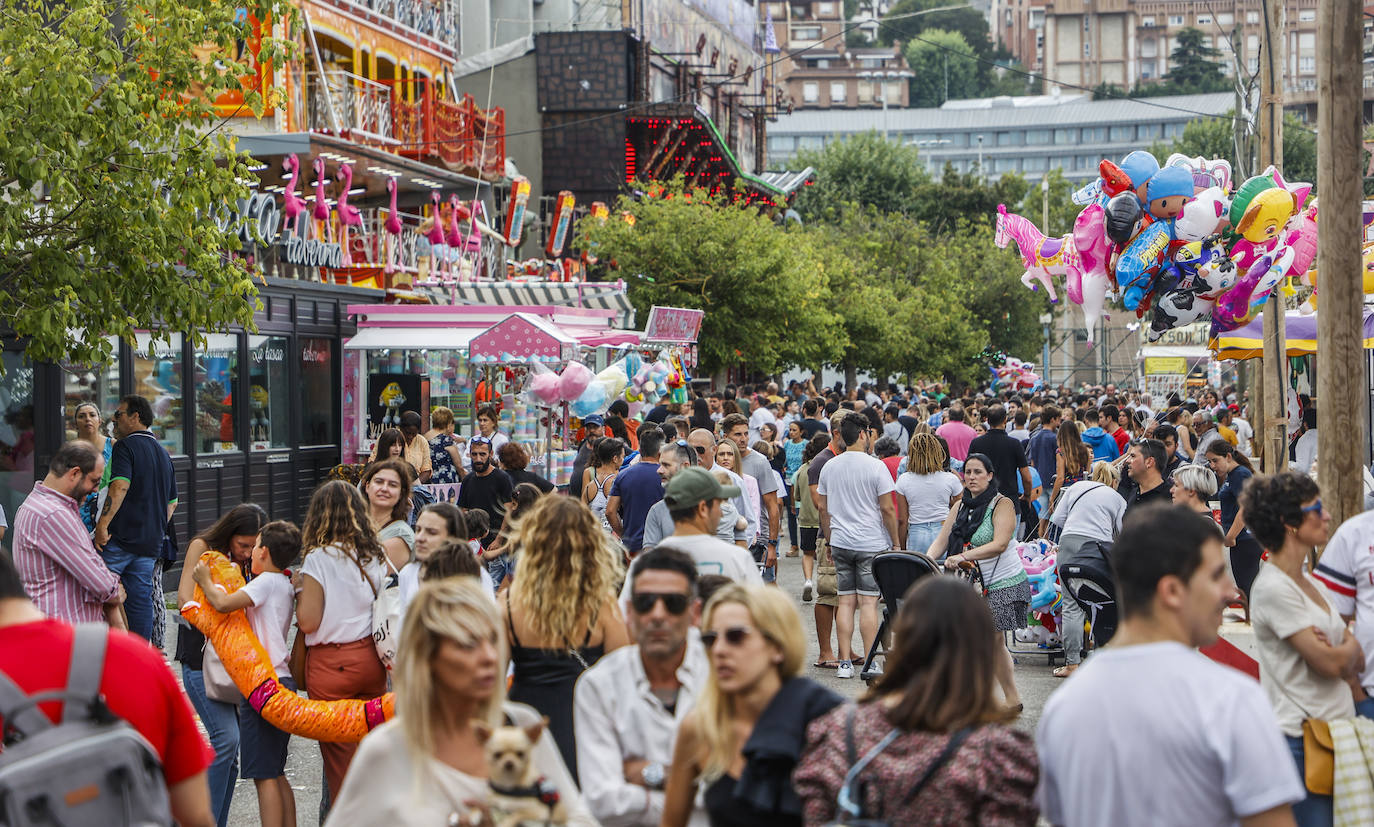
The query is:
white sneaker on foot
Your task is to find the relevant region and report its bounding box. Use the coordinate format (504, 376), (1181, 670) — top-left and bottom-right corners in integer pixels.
(802, 580), (814, 602)
(836, 661), (854, 679)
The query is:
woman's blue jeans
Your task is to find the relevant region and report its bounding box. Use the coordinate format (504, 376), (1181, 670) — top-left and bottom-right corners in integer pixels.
(181, 665), (241, 827)
(1285, 734), (1333, 827)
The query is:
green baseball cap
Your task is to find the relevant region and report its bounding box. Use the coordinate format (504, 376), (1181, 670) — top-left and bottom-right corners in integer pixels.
(663, 466), (741, 510)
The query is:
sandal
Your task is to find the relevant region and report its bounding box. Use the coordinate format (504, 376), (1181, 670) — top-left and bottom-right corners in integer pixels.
(1052, 665), (1079, 678)
(813, 660), (842, 669)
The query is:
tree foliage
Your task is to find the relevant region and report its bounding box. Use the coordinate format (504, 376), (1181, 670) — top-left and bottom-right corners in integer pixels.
(0, 0), (295, 366)
(881, 0), (992, 59)
(578, 183), (845, 375)
(790, 132), (931, 218)
(904, 29), (981, 107)
(1160, 28), (1230, 94)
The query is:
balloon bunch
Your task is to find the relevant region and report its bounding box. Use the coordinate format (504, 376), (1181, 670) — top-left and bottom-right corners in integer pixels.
(1015, 539), (1062, 648)
(522, 349), (692, 419)
(989, 357), (1042, 392)
(997, 150), (1317, 343)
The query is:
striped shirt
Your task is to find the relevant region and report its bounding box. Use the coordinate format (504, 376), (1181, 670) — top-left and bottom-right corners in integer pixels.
(13, 482), (120, 623)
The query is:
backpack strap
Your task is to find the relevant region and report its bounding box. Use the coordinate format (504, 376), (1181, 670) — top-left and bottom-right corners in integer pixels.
(63, 624), (108, 724)
(0, 670), (53, 739)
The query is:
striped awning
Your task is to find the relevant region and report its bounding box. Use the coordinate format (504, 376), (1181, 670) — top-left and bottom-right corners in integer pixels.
(419, 280), (636, 327)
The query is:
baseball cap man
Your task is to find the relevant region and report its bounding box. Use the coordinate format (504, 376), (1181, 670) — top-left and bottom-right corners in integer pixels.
(663, 466), (740, 510)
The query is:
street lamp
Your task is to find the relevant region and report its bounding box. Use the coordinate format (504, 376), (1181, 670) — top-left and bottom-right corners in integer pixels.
(1039, 312), (1053, 385)
(856, 68), (915, 141)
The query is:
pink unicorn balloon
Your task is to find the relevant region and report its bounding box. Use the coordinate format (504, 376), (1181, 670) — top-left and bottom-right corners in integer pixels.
(995, 204), (1106, 305)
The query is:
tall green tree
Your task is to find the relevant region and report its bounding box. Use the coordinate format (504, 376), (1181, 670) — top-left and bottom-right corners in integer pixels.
(904, 29), (981, 107)
(881, 0), (993, 58)
(907, 165), (1028, 235)
(0, 0), (294, 366)
(1161, 28), (1230, 94)
(790, 131), (931, 220)
(578, 183), (844, 375)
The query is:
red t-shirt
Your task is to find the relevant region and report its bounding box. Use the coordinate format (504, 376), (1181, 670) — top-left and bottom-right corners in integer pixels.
(0, 619), (214, 785)
(1110, 427), (1130, 454)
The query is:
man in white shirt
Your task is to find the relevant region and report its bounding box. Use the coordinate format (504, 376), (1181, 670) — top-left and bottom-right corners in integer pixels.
(1037, 504), (1304, 827)
(817, 416), (898, 679)
(1314, 508), (1374, 718)
(686, 429), (754, 544)
(576, 547), (709, 826)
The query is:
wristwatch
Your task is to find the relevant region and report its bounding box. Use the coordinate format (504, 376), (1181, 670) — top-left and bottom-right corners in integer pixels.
(641, 762), (666, 790)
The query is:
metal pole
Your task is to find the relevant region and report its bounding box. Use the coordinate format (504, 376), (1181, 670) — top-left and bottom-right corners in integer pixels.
(1258, 0), (1287, 475)
(1316, 0), (1366, 527)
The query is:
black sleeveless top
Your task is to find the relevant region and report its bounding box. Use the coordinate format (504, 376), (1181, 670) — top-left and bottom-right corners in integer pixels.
(504, 591), (604, 785)
(704, 774), (802, 827)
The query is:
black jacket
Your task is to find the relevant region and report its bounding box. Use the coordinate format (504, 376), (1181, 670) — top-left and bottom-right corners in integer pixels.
(733, 677), (844, 821)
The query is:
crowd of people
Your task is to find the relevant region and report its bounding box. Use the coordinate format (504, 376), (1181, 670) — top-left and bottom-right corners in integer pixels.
(1, 376), (1368, 827)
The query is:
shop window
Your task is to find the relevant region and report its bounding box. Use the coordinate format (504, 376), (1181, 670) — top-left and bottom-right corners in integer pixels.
(248, 335), (291, 450)
(62, 336), (121, 442)
(300, 338), (336, 447)
(132, 332), (184, 455)
(194, 333), (239, 454)
(0, 351), (36, 547)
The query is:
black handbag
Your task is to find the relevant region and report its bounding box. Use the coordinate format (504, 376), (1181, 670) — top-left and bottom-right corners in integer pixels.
(825, 706), (973, 826)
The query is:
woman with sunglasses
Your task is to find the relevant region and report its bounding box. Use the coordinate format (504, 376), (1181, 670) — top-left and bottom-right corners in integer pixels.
(1241, 472), (1358, 827)
(662, 584), (842, 827)
(1205, 440), (1264, 616)
(795, 576), (1037, 823)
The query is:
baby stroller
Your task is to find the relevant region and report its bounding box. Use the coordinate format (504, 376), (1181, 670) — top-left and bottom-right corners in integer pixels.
(859, 553), (942, 684)
(1060, 555), (1119, 648)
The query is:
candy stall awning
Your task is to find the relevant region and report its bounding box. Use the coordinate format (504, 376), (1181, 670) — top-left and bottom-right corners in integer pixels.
(1208, 310), (1374, 360)
(469, 312), (579, 363)
(344, 327), (481, 350)
(423, 280), (636, 328)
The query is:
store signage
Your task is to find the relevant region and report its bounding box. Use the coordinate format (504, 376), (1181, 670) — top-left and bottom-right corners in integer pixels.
(252, 346), (285, 363)
(644, 306), (705, 343)
(196, 458), (226, 469)
(1147, 322), (1210, 349)
(215, 193), (281, 247)
(264, 452), (291, 464)
(281, 234), (344, 268)
(1143, 356), (1188, 375)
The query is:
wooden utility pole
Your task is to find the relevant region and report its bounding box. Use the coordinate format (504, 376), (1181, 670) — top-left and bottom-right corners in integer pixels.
(1258, 0), (1287, 475)
(1316, 0), (1367, 528)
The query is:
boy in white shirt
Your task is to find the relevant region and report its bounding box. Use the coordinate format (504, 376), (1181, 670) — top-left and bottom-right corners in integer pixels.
(193, 520), (301, 827)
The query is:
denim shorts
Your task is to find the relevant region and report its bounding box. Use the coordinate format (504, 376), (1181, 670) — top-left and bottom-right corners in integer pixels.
(239, 676), (296, 779)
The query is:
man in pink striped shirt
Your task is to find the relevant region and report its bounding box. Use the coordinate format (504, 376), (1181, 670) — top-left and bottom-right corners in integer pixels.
(13, 440), (125, 625)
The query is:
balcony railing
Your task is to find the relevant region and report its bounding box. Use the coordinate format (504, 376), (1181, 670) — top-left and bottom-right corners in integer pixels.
(322, 0), (459, 53)
(288, 68), (507, 179)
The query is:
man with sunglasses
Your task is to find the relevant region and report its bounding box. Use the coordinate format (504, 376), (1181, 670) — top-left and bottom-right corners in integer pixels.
(575, 547), (708, 826)
(686, 428), (754, 546)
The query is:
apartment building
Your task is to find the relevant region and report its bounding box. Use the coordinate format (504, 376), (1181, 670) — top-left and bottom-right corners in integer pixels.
(761, 0), (913, 109)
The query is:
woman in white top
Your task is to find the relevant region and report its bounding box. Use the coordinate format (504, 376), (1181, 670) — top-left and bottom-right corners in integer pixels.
(296, 480), (389, 802)
(716, 439), (759, 545)
(895, 433), (962, 553)
(581, 437), (624, 535)
(1243, 472), (1359, 827)
(360, 458), (415, 573)
(400, 503), (496, 618)
(325, 578), (595, 827)
(1046, 461), (1126, 676)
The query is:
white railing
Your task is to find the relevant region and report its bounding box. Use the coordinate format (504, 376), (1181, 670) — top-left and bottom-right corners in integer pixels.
(341, 0), (459, 50)
(310, 70), (397, 144)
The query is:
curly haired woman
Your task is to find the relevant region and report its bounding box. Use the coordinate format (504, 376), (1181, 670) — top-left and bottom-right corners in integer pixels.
(499, 495), (629, 783)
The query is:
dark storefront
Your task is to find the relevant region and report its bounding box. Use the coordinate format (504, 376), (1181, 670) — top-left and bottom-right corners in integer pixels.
(0, 278), (377, 556)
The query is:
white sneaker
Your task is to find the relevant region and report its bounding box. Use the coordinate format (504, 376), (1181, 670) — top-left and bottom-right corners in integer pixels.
(802, 580), (814, 602)
(836, 661), (854, 679)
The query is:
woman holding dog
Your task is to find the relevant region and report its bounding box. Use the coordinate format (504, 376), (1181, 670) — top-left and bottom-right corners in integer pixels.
(501, 495), (629, 784)
(325, 578), (595, 826)
(662, 584), (842, 827)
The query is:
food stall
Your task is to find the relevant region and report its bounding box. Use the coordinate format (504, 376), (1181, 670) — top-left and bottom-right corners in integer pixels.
(1138, 322), (1213, 401)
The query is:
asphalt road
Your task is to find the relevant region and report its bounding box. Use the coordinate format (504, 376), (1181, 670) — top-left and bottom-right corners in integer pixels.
(163, 536), (1064, 826)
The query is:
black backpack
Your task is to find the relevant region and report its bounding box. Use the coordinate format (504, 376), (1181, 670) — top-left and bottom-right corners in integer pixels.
(0, 624), (171, 826)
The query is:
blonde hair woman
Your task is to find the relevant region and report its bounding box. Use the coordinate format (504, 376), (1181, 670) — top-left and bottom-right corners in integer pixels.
(325, 579), (595, 826)
(662, 585), (841, 827)
(895, 433), (962, 553)
(500, 495), (628, 784)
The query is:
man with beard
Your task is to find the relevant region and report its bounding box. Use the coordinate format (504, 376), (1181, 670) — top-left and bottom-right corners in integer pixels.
(456, 436), (514, 546)
(575, 547), (709, 825)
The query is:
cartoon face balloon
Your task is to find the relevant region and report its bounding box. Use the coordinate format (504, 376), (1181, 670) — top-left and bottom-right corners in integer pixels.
(1104, 193), (1144, 247)
(1235, 187), (1297, 243)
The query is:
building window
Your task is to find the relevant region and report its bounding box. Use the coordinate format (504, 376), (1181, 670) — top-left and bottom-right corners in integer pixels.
(1054, 127), (1077, 143)
(1137, 123), (1162, 139)
(885, 80), (903, 101)
(818, 1), (834, 14)
(1083, 126), (1108, 142)
(1167, 122), (1187, 138)
(995, 157), (1019, 173)
(767, 135), (796, 153)
(996, 131), (1018, 146)
(1197, 14), (1211, 26)
(1024, 156), (1047, 172)
(133, 332), (184, 455)
(857, 82), (872, 102)
(802, 81), (819, 103)
(830, 81), (846, 102)
(1109, 125), (1133, 141)
(62, 338), (121, 443)
(1026, 129), (1052, 145)
(195, 333), (239, 454)
(300, 338), (336, 447)
(1084, 42), (1092, 57)
(943, 132), (968, 147)
(792, 25), (821, 40)
(1246, 11), (1259, 23)
(1168, 14), (1185, 25)
(1141, 15), (1154, 27)
(1218, 13), (1233, 25)
(1298, 9), (1315, 22)
(247, 335), (290, 450)
(798, 135), (825, 150)
(1298, 56), (1315, 73)
(0, 351), (35, 524)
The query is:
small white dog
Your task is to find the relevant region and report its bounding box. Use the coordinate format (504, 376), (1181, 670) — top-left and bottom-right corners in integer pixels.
(474, 718), (567, 827)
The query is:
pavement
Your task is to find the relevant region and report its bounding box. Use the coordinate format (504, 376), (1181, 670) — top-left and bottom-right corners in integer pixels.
(163, 536), (1068, 826)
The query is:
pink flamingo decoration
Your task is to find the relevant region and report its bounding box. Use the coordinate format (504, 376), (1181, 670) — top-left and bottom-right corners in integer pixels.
(336, 164), (364, 265)
(445, 194), (471, 284)
(310, 158), (334, 243)
(383, 177), (403, 275)
(281, 154), (307, 239)
(424, 191), (448, 282)
(458, 200), (485, 282)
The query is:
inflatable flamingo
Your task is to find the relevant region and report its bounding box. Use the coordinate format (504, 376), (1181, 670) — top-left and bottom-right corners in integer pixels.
(281, 154), (307, 240)
(336, 164), (363, 265)
(310, 158), (334, 244)
(383, 177), (402, 275)
(425, 191), (447, 281)
(446, 194), (472, 283)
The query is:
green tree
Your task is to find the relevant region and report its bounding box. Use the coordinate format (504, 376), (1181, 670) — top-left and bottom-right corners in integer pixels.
(579, 183), (845, 375)
(1161, 28), (1229, 94)
(904, 29), (981, 107)
(881, 0), (993, 58)
(1091, 82), (1130, 100)
(986, 62), (1043, 97)
(791, 131), (931, 220)
(1148, 111), (1317, 190)
(907, 165), (1028, 235)
(0, 0), (294, 367)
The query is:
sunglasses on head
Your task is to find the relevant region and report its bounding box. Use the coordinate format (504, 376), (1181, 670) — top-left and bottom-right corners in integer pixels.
(700, 626), (756, 649)
(1301, 499), (1324, 515)
(630, 591), (691, 615)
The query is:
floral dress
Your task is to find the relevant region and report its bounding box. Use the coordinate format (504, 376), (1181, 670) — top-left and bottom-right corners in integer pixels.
(429, 433), (460, 484)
